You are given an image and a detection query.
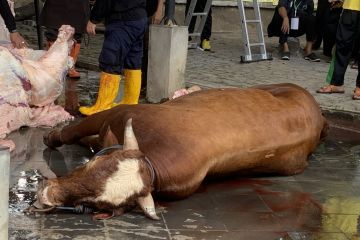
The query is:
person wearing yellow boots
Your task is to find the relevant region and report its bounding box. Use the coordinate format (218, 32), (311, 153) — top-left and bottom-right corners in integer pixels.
(40, 0), (90, 79)
(79, 0), (147, 116)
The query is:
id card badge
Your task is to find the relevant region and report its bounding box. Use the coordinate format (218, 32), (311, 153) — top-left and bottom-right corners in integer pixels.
(291, 17), (299, 30)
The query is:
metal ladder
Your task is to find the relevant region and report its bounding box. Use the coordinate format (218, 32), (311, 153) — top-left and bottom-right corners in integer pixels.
(237, 0), (272, 63)
(184, 0), (212, 49)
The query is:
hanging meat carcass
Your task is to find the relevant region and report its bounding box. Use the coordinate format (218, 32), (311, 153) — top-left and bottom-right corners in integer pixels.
(0, 25), (75, 150)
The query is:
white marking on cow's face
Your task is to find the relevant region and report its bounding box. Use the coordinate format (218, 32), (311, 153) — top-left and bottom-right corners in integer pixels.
(95, 158), (144, 206)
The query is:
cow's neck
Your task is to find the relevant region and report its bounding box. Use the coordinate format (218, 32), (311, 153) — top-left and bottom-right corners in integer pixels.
(143, 156), (157, 190)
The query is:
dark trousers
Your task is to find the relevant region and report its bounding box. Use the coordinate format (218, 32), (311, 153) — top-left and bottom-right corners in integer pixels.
(331, 10), (360, 87)
(314, 0), (341, 56)
(99, 18), (147, 75)
(351, 35), (360, 60)
(141, 21), (150, 89)
(267, 10), (316, 45)
(185, 0), (212, 40)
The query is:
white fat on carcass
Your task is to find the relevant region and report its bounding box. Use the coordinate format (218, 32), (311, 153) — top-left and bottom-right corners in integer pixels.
(0, 25), (75, 149)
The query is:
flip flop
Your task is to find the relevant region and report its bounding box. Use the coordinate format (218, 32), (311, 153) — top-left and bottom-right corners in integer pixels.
(316, 85), (345, 94)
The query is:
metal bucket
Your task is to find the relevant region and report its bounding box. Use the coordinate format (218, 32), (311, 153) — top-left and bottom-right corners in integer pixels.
(0, 146), (10, 239)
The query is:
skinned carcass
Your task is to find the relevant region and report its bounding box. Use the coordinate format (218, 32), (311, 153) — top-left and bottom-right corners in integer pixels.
(36, 83), (328, 220)
(0, 25), (75, 149)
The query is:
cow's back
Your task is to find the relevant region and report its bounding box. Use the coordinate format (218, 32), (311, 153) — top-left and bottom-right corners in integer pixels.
(105, 84), (326, 198)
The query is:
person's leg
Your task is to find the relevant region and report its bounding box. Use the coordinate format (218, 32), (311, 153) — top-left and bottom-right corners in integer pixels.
(267, 8), (290, 60)
(185, 0), (196, 37)
(196, 0), (212, 50)
(201, 7), (212, 41)
(68, 33), (82, 79)
(353, 15), (360, 99)
(317, 10), (358, 94)
(300, 15), (318, 60)
(200, 6), (212, 50)
(323, 23), (338, 57)
(79, 21), (129, 116)
(351, 34), (360, 69)
(267, 9), (289, 59)
(313, 0), (328, 50)
(118, 18), (148, 105)
(331, 10), (358, 87)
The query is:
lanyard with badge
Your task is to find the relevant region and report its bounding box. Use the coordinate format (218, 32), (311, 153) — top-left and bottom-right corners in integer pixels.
(290, 0), (301, 30)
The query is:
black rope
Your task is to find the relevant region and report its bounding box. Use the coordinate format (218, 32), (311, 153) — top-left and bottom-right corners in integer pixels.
(94, 144), (123, 157)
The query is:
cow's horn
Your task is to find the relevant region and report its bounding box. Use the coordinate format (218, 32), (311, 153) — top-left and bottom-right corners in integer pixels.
(137, 193), (160, 220)
(123, 118), (139, 150)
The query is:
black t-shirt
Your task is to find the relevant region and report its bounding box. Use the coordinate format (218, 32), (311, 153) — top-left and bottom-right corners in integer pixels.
(278, 0), (314, 17)
(147, 0), (158, 17)
(90, 0), (147, 23)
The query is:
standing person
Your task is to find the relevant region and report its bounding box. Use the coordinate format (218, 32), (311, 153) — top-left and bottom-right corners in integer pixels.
(79, 0), (148, 116)
(314, 0), (342, 57)
(141, 0), (164, 94)
(0, 0), (27, 48)
(317, 0), (360, 100)
(185, 0), (212, 51)
(267, 0), (320, 61)
(40, 0), (90, 79)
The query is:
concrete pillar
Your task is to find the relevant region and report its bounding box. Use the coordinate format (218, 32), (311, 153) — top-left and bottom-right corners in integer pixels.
(0, 146), (9, 240)
(146, 25), (188, 103)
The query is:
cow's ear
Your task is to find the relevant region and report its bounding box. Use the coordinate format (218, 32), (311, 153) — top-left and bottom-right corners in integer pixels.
(103, 126), (119, 147)
(123, 118), (139, 150)
(137, 193), (160, 220)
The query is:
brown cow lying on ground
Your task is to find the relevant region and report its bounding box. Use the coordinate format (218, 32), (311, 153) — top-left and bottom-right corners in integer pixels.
(34, 83), (328, 220)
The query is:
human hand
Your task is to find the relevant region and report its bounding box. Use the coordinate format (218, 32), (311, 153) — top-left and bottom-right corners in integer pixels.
(281, 17), (290, 34)
(150, 10), (163, 25)
(10, 32), (28, 49)
(87, 21), (96, 35)
(330, 0), (343, 9)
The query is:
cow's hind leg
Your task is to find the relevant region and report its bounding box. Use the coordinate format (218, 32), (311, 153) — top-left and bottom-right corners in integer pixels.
(44, 109), (113, 148)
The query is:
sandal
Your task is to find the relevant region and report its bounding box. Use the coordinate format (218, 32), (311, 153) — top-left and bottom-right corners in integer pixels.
(316, 85), (345, 94)
(353, 88), (360, 100)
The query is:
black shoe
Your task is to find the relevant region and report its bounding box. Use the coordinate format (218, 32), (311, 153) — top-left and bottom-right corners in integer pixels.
(281, 51), (290, 60)
(304, 53), (320, 62)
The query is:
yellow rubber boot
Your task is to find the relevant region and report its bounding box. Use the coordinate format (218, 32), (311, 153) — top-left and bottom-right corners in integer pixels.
(115, 69), (141, 105)
(79, 72), (120, 116)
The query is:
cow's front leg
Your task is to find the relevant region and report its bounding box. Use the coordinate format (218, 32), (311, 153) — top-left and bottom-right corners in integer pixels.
(43, 109), (113, 148)
(44, 130), (63, 148)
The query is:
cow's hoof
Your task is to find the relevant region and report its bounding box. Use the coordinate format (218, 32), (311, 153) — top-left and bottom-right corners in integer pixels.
(44, 130), (63, 148)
